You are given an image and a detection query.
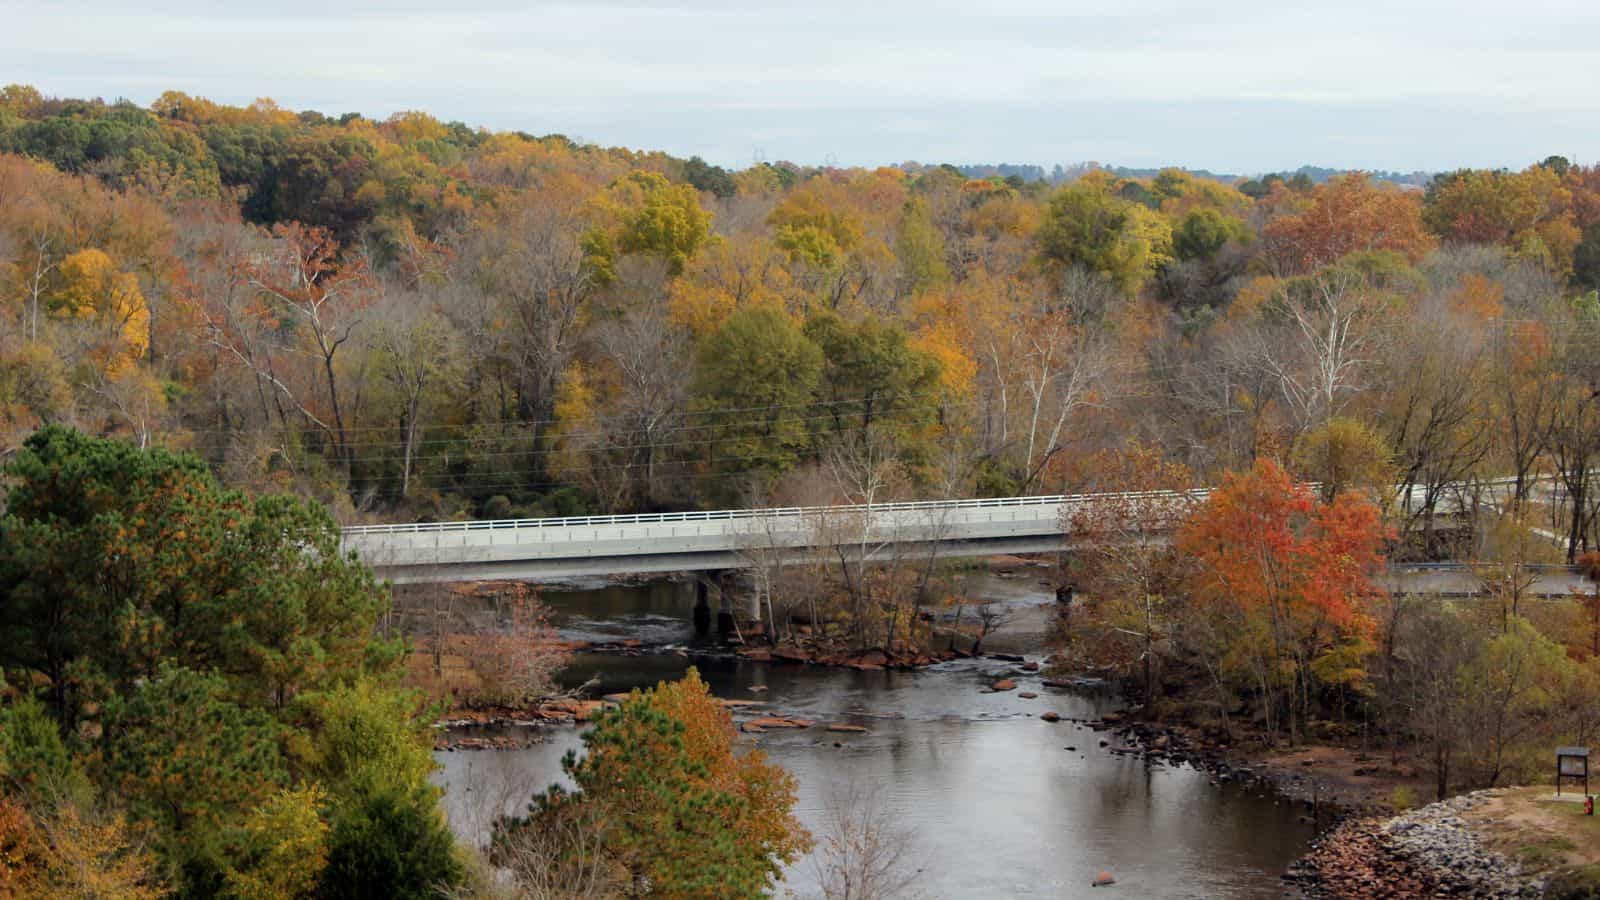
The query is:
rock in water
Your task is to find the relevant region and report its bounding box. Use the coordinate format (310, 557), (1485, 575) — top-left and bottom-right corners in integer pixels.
(1092, 871), (1116, 887)
(991, 679), (1017, 691)
(1041, 711), (1062, 722)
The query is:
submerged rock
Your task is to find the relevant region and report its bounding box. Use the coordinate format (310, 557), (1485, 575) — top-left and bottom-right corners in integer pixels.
(743, 716), (814, 730)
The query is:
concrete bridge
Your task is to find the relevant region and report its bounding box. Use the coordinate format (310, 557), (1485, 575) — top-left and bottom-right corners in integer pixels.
(342, 481), (1590, 634)
(340, 478), (1516, 585)
(342, 491), (1199, 584)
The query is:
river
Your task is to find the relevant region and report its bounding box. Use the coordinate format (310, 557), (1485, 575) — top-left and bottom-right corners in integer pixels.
(432, 571), (1315, 898)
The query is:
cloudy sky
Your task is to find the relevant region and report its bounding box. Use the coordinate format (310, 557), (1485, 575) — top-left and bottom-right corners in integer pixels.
(4, 0), (1598, 173)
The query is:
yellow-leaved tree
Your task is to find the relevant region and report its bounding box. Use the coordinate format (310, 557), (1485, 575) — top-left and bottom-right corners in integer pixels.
(223, 785), (330, 900)
(49, 248), (150, 375)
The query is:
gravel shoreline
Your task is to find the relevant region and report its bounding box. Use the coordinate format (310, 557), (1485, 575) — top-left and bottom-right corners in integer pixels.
(1283, 790), (1543, 898)
(1085, 716), (1373, 819)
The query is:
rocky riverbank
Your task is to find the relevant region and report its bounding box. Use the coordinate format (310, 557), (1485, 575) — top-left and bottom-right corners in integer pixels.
(1283, 791), (1544, 898)
(735, 641), (968, 670)
(1049, 710), (1407, 818)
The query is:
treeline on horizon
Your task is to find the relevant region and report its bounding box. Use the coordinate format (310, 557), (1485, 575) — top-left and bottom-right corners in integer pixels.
(4, 83), (1600, 561)
(955, 162), (1433, 188)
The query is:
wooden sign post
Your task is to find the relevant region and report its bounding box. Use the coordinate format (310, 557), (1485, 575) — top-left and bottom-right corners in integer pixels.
(1557, 746), (1590, 798)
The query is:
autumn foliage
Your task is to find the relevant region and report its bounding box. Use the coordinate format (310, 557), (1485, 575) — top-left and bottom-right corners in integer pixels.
(1262, 174), (1435, 274)
(1177, 459), (1390, 740)
(499, 668), (809, 898)
(0, 429), (452, 899)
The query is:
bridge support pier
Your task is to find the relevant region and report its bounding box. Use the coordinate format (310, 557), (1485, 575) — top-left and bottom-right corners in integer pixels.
(693, 579), (712, 635)
(716, 571), (737, 635)
(1055, 583), (1073, 632)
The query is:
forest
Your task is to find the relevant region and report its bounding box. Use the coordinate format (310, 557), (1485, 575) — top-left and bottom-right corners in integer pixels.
(7, 82), (1600, 894)
(3, 82), (1599, 559)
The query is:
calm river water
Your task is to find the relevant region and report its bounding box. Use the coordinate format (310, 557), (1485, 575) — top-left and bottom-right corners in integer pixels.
(432, 573), (1314, 898)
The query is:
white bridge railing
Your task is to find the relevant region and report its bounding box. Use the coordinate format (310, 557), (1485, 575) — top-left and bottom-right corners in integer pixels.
(340, 477), (1526, 582)
(339, 489), (1201, 537)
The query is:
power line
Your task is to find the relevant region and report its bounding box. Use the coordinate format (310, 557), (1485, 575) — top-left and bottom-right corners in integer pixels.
(171, 393), (936, 441)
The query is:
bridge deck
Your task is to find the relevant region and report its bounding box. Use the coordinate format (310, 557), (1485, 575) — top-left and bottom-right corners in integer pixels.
(341, 482), (1502, 584)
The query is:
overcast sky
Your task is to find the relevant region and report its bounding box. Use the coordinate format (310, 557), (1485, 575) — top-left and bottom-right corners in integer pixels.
(4, 1), (1598, 173)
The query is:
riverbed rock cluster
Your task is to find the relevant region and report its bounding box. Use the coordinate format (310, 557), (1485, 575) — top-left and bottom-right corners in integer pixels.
(737, 643), (962, 669)
(434, 697), (620, 749)
(1284, 792), (1543, 898)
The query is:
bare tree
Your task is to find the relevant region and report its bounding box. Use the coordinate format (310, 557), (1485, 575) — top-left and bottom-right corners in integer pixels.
(968, 602), (1012, 655)
(824, 431), (908, 649)
(1393, 599), (1478, 800)
(368, 290), (465, 497)
(486, 801), (629, 900)
(1472, 512), (1563, 632)
(1063, 445), (1199, 701)
(1379, 306), (1493, 557)
(471, 180), (597, 435)
(592, 295), (689, 507)
(241, 223), (379, 473)
(1258, 268), (1387, 430)
(811, 780), (926, 900)
(1017, 273), (1113, 484)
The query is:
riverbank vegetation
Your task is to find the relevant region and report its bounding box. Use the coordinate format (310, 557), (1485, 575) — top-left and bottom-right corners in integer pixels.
(489, 669), (809, 899)
(0, 427), (460, 897)
(0, 431), (810, 898)
(392, 582), (573, 716)
(1058, 446), (1600, 804)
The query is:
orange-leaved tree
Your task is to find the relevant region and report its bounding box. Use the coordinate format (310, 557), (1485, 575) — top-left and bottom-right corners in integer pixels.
(1261, 173), (1433, 275)
(501, 668), (809, 898)
(1177, 458), (1390, 743)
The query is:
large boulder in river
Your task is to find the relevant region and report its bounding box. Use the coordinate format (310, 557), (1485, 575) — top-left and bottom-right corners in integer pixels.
(991, 679), (1017, 692)
(771, 645), (811, 664)
(847, 649), (889, 670)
